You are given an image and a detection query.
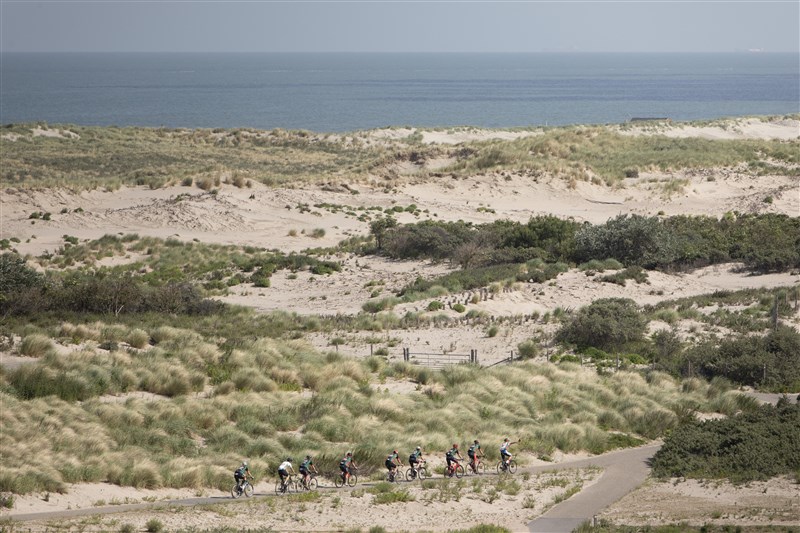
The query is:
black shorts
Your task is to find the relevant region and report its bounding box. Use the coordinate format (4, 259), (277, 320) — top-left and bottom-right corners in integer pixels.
(299, 467), (309, 476)
(339, 464), (348, 473)
(468, 451), (475, 459)
(385, 459), (394, 469)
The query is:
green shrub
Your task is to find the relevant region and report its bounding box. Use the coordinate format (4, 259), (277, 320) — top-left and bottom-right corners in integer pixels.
(145, 518), (164, 533)
(556, 298), (647, 352)
(427, 301), (444, 311)
(651, 402), (800, 482)
(517, 340), (539, 359)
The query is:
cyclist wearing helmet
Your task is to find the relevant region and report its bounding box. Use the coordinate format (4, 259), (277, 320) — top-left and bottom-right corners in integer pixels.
(408, 446), (423, 472)
(468, 440), (483, 473)
(299, 455), (318, 488)
(445, 443), (463, 474)
(234, 460), (251, 491)
(277, 457), (295, 492)
(339, 451), (358, 483)
(385, 449), (404, 481)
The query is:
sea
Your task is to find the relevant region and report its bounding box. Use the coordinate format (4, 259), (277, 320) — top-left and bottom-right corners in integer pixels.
(1, 52), (798, 133)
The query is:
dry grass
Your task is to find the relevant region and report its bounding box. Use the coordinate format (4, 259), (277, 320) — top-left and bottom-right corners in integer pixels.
(0, 323), (738, 494)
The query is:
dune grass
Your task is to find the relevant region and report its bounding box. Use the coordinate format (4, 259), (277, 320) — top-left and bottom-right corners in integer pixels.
(3, 118), (797, 192)
(0, 320), (746, 494)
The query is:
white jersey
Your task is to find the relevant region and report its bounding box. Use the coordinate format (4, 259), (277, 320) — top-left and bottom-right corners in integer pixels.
(500, 442), (510, 453)
(279, 461), (293, 471)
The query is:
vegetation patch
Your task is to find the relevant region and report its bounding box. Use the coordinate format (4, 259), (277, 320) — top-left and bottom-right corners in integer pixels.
(651, 401), (800, 482)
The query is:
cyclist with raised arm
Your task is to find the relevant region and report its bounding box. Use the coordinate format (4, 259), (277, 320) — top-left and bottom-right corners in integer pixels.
(500, 437), (519, 470)
(445, 443), (463, 476)
(385, 449), (404, 481)
(468, 439), (483, 473)
(277, 457), (295, 492)
(299, 455), (318, 489)
(233, 460), (251, 493)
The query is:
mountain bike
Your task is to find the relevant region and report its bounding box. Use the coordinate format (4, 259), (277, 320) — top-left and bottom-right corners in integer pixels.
(445, 461), (465, 479)
(406, 461), (428, 481)
(468, 456), (486, 475)
(496, 458), (517, 475)
(231, 476), (254, 498)
(334, 466), (358, 488)
(275, 474), (296, 495)
(298, 472), (318, 491)
(387, 466), (406, 483)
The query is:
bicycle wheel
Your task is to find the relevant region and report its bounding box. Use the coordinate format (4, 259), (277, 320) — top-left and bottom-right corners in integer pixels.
(231, 483), (243, 499)
(394, 468), (406, 482)
(306, 477), (318, 491)
(347, 472), (358, 487)
(243, 483), (254, 497)
(507, 460), (517, 474)
(418, 466), (428, 480)
(496, 461), (506, 475)
(275, 479), (284, 495)
(406, 468), (416, 481)
(334, 473), (345, 488)
(454, 464), (465, 479)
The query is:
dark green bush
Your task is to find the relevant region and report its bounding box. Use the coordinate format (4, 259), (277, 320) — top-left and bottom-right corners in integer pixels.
(651, 402), (800, 482)
(0, 253), (44, 293)
(687, 325), (800, 391)
(556, 298), (647, 352)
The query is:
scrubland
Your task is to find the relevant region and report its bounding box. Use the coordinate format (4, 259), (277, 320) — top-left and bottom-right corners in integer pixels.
(1, 116), (799, 531)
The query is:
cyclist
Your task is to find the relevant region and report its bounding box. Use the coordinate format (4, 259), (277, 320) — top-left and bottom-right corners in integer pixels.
(408, 446), (423, 474)
(445, 443), (463, 476)
(500, 437), (519, 469)
(277, 457), (295, 492)
(339, 451), (358, 483)
(468, 440), (483, 473)
(233, 460), (251, 493)
(299, 455), (318, 489)
(385, 449), (404, 481)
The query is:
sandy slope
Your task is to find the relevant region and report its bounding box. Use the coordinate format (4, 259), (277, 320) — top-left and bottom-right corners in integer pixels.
(1, 119), (799, 531)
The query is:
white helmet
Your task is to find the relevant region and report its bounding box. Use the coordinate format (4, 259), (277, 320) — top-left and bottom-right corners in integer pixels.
(242, 461), (248, 467)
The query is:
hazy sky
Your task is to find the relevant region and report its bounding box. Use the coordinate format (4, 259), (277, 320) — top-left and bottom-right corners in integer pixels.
(2, 1), (798, 53)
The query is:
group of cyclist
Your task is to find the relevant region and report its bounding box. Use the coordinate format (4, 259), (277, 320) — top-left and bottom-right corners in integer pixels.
(233, 437), (520, 493)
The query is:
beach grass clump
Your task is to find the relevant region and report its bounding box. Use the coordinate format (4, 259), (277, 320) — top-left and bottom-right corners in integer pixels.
(18, 334), (54, 357)
(125, 328), (150, 348)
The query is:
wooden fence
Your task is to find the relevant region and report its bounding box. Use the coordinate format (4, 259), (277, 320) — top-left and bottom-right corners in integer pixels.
(403, 348), (478, 368)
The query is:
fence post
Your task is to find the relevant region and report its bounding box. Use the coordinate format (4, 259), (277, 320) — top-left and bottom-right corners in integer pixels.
(474, 350), (478, 365)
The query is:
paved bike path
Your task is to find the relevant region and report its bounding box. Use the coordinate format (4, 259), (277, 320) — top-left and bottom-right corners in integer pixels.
(526, 443), (660, 533)
(525, 391), (795, 532)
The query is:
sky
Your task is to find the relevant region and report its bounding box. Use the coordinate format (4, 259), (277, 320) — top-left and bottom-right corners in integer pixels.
(1, 1), (798, 54)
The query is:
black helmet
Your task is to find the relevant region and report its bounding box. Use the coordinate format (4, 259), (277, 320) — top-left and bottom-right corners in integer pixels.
(474, 440), (479, 444)
(305, 455), (311, 460)
(393, 450), (397, 454)
(287, 457), (292, 462)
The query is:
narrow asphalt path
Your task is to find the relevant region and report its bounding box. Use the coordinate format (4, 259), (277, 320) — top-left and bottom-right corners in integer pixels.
(527, 444), (660, 533)
(525, 390), (795, 533)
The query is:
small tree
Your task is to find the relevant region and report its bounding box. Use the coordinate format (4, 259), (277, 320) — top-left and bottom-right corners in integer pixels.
(369, 216), (398, 251)
(556, 298), (647, 352)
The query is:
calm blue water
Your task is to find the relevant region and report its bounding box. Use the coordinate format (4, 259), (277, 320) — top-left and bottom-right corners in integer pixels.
(1, 53), (798, 132)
